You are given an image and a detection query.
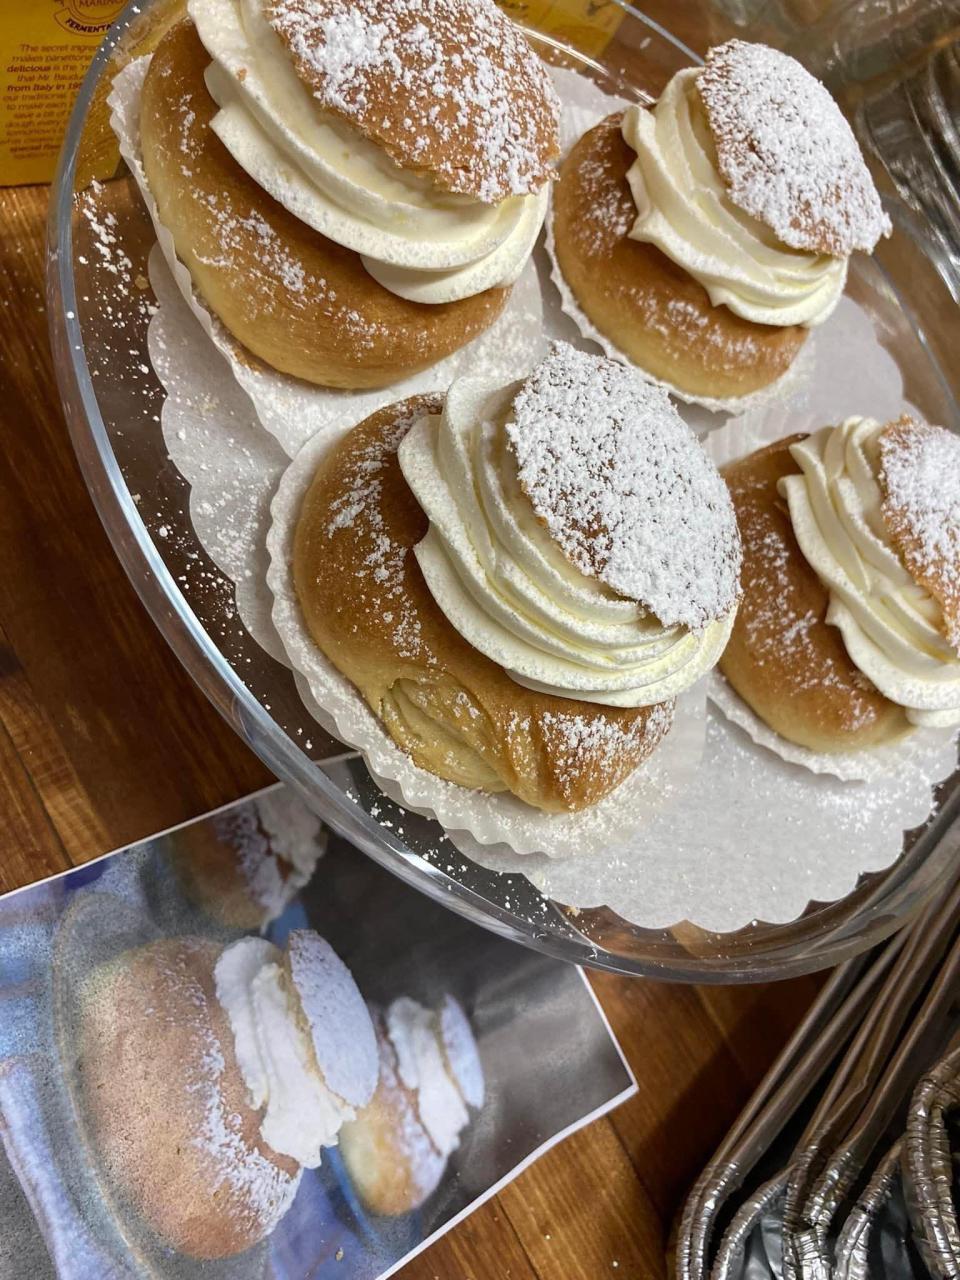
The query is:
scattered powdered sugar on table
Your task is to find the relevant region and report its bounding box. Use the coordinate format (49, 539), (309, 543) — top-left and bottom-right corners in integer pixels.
(267, 0), (560, 203)
(507, 343), (741, 630)
(697, 40), (891, 256)
(879, 418), (960, 651)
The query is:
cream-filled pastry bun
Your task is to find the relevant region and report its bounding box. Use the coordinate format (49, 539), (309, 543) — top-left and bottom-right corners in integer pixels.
(78, 931), (377, 1259)
(340, 995), (484, 1216)
(553, 40), (890, 401)
(292, 345), (742, 812)
(139, 0), (559, 389)
(170, 791), (326, 929)
(721, 418), (960, 753)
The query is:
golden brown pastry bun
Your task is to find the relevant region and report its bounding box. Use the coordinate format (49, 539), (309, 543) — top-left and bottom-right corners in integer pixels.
(139, 22), (509, 390)
(719, 437), (909, 752)
(338, 1012), (447, 1217)
(292, 395), (672, 812)
(551, 115), (807, 401)
(77, 937), (300, 1259)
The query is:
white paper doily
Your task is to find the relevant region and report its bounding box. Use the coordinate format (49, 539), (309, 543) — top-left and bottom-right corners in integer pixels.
(457, 708), (956, 932)
(147, 246), (289, 662)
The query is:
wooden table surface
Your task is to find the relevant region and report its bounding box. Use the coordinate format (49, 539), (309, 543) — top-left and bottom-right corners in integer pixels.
(0, 3), (825, 1262)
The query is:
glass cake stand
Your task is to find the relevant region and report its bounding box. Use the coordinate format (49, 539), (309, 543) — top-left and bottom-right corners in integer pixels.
(47, 0), (960, 981)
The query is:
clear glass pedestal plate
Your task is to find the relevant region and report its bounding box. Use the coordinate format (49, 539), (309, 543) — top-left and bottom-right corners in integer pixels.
(47, 0), (960, 981)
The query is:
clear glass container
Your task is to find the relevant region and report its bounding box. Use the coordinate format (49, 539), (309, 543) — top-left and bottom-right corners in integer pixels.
(47, 0), (960, 981)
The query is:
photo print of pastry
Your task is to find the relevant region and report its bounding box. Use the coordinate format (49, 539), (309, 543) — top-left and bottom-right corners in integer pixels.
(0, 784), (634, 1279)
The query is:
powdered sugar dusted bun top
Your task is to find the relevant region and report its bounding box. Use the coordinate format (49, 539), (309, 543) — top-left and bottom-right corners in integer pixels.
(698, 40), (891, 257)
(254, 790), (326, 880)
(206, 791), (325, 926)
(186, 0), (555, 303)
(287, 930), (379, 1108)
(879, 418), (960, 653)
(400, 342), (740, 708)
(508, 343), (741, 631)
(266, 0), (560, 203)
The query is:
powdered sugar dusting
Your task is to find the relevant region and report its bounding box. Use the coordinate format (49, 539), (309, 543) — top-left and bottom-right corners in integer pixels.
(322, 399), (439, 660)
(506, 343), (741, 630)
(192, 1036), (300, 1233)
(209, 792), (325, 922)
(538, 701), (673, 789)
(266, 0), (560, 204)
(879, 417), (960, 652)
(287, 930), (379, 1108)
(698, 40), (891, 256)
(368, 1009), (447, 1194)
(739, 517), (878, 719)
(155, 942), (300, 1234)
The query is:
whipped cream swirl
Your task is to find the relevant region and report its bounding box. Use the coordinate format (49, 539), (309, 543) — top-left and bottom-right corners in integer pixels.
(621, 70), (846, 328)
(187, 0), (547, 303)
(781, 417), (960, 726)
(398, 377), (734, 707)
(215, 938), (356, 1167)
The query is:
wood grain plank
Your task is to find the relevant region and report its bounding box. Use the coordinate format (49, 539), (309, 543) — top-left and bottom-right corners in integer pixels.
(0, 706), (71, 892)
(0, 185), (270, 882)
(400, 1199), (540, 1280)
(590, 972), (816, 1220)
(695, 978), (821, 1089)
(500, 1119), (667, 1279)
(0, 618), (110, 860)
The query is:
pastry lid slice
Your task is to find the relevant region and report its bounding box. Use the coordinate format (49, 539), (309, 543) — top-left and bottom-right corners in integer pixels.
(697, 39), (891, 257)
(285, 930), (379, 1109)
(878, 416), (960, 654)
(265, 0), (561, 204)
(505, 343), (742, 633)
